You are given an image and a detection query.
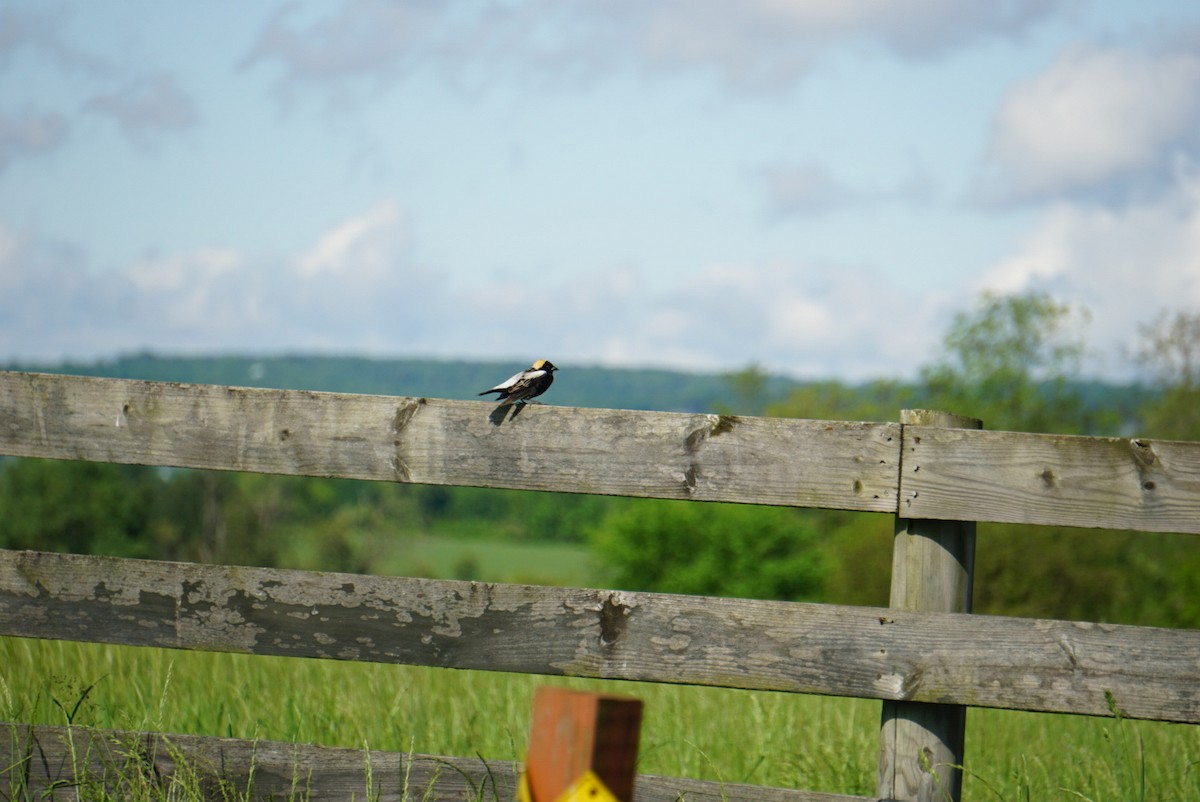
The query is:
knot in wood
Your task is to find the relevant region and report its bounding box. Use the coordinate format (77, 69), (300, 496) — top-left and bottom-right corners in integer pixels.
(392, 398), (426, 433)
(599, 592), (632, 648)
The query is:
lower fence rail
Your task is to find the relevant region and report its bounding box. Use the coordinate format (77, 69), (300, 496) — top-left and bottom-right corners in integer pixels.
(0, 723), (871, 802)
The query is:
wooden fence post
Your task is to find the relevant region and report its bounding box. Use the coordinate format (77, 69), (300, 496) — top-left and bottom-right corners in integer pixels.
(518, 686), (643, 802)
(878, 409), (981, 802)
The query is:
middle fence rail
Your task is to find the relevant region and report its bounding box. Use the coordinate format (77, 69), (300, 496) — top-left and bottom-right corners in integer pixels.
(2, 549), (1199, 724)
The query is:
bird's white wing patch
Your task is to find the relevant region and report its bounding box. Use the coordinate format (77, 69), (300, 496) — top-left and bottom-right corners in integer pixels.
(491, 370), (527, 391)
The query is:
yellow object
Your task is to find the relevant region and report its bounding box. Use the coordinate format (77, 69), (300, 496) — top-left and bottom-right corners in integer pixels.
(556, 771), (620, 802)
(515, 770), (621, 802)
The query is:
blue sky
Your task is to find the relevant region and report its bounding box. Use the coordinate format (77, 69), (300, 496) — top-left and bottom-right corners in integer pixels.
(3, 1), (1200, 380)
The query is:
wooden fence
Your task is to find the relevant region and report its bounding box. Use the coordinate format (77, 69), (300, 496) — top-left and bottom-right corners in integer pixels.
(1, 370), (1198, 801)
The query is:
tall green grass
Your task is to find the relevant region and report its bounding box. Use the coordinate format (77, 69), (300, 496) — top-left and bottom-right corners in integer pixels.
(4, 637), (1198, 800)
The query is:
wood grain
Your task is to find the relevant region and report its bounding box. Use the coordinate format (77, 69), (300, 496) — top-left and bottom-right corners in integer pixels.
(0, 370), (900, 512)
(3, 549), (1198, 724)
(0, 723), (870, 802)
(901, 425), (1200, 534)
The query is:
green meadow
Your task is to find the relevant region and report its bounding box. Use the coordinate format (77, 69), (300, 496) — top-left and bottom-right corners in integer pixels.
(4, 635), (1198, 801)
(287, 530), (600, 588)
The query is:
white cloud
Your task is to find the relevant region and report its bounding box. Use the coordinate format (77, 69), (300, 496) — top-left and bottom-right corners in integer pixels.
(0, 108), (68, 171)
(0, 203), (447, 361)
(0, 6), (112, 75)
(0, 7), (63, 67)
(294, 201), (407, 278)
(978, 41), (1200, 205)
(1, 207), (958, 380)
(971, 33), (1200, 376)
(1, 10), (196, 156)
(11, 181), (1192, 380)
(84, 73), (200, 148)
(242, 0), (1072, 102)
(126, 248), (247, 330)
(979, 178), (1200, 374)
(634, 0), (1066, 85)
(241, 0), (445, 107)
(516, 260), (950, 379)
(758, 162), (854, 217)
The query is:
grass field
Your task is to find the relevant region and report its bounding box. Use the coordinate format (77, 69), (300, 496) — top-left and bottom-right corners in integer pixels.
(4, 636), (1198, 801)
(282, 529), (601, 588)
(370, 534), (599, 587)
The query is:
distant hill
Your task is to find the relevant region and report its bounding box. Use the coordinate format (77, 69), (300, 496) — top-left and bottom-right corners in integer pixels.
(4, 352), (1152, 426)
(1, 352), (803, 414)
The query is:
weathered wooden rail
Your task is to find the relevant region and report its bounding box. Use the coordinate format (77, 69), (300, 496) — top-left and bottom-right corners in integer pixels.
(5, 371), (1197, 532)
(5, 549), (1196, 723)
(9, 724), (857, 802)
(2, 370), (1199, 801)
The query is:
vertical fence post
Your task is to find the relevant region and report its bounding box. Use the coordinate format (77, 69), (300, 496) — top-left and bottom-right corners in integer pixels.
(878, 409), (981, 802)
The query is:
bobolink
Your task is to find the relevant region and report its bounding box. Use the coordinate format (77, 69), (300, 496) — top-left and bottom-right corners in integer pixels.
(479, 359), (557, 404)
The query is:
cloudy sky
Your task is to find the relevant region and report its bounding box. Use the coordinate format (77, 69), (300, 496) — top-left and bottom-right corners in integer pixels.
(2, 1), (1200, 380)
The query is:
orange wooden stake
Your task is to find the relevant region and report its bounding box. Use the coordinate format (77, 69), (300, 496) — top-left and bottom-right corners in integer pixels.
(519, 686), (643, 802)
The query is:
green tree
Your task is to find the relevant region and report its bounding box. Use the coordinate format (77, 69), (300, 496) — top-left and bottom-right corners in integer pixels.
(767, 379), (919, 422)
(905, 296), (1200, 628)
(973, 524), (1200, 628)
(920, 290), (1094, 432)
(0, 458), (154, 556)
(720, 363), (770, 415)
(591, 499), (828, 601)
(1135, 309), (1200, 440)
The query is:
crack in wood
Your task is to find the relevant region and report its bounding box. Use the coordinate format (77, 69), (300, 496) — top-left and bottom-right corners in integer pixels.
(898, 667), (925, 701)
(389, 400), (425, 482)
(1058, 635), (1078, 668)
(682, 464), (699, 495)
(391, 457), (412, 483)
(679, 415), (740, 497)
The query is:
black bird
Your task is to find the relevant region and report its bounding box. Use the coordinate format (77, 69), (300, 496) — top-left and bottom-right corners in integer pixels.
(479, 359), (557, 404)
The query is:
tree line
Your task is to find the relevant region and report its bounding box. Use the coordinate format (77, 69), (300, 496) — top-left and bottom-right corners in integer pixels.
(2, 292), (1198, 628)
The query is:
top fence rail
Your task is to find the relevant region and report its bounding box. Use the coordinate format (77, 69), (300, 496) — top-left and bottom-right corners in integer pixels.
(2, 371), (1199, 535)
